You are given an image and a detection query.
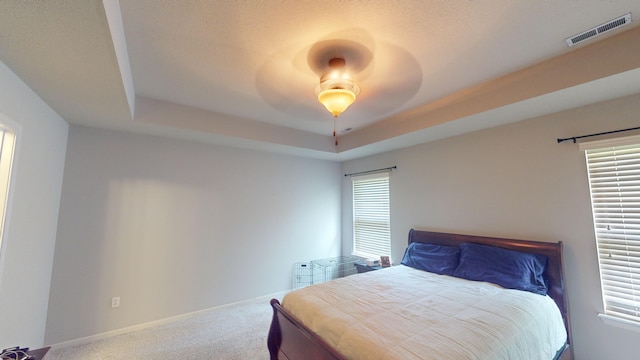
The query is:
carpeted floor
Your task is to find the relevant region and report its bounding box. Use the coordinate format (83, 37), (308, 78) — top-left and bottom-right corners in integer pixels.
(46, 293), (286, 360)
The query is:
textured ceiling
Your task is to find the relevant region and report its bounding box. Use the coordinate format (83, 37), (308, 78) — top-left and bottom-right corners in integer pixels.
(0, 1), (640, 160)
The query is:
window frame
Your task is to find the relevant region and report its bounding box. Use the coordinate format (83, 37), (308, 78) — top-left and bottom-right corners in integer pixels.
(581, 134), (640, 330)
(351, 171), (391, 259)
(0, 114), (19, 292)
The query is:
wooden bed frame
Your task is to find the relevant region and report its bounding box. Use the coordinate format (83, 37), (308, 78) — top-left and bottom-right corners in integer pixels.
(268, 229), (573, 360)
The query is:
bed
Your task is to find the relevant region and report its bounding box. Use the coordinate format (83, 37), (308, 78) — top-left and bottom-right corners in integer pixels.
(268, 229), (572, 360)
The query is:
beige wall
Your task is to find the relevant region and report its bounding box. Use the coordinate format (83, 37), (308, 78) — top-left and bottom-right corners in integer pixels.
(342, 93), (640, 360)
(45, 126), (342, 344)
(0, 60), (69, 348)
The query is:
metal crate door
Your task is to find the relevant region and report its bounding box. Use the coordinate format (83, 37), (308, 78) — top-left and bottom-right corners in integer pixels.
(293, 262), (311, 289)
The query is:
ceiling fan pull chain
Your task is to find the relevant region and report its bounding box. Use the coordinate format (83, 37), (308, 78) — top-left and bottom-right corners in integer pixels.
(334, 118), (338, 146)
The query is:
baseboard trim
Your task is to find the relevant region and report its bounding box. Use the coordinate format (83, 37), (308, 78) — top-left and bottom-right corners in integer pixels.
(48, 290), (289, 351)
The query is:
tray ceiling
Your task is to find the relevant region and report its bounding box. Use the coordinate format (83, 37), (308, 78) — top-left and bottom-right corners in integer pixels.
(1, 1), (639, 160)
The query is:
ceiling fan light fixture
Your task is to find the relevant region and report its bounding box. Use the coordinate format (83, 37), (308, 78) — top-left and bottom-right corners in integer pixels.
(316, 57), (360, 118)
(318, 89), (357, 118)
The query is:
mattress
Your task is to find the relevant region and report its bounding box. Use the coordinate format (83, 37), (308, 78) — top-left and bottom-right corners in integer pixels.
(282, 265), (567, 360)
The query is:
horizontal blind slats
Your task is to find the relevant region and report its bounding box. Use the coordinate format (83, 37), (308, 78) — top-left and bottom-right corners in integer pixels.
(586, 144), (640, 324)
(352, 173), (390, 257)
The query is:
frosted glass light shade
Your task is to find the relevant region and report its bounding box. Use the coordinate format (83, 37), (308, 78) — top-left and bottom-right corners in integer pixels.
(318, 89), (357, 118)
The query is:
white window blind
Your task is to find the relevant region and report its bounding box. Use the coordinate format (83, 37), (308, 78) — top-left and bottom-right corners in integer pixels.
(352, 172), (390, 258)
(584, 141), (640, 324)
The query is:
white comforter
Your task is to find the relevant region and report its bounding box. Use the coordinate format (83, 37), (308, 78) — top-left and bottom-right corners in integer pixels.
(282, 265), (567, 360)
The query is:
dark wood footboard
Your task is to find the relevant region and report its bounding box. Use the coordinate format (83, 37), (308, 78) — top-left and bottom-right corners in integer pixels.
(268, 298), (344, 360)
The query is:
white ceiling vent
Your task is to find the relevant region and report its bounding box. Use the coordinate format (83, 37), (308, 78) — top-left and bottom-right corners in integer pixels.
(566, 13), (632, 47)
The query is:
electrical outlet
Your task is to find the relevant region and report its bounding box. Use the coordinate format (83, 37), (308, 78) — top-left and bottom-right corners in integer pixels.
(111, 297), (120, 308)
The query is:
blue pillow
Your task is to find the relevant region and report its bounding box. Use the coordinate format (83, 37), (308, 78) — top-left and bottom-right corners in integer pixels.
(453, 242), (548, 295)
(401, 242), (460, 275)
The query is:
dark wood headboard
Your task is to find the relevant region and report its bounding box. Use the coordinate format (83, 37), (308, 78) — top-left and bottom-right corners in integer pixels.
(408, 229), (571, 348)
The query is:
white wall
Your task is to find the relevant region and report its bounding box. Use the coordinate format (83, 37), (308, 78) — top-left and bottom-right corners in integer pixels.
(0, 60), (69, 348)
(45, 126), (341, 344)
(342, 93), (640, 360)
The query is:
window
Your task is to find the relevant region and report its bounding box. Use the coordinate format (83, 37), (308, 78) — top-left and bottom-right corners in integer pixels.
(0, 125), (16, 253)
(583, 136), (640, 326)
(352, 171), (390, 258)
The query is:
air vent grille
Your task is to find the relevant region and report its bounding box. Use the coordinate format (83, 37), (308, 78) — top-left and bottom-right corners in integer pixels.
(566, 13), (632, 47)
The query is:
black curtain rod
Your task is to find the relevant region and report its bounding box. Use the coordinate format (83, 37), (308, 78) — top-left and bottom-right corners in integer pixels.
(344, 166), (397, 177)
(557, 126), (640, 144)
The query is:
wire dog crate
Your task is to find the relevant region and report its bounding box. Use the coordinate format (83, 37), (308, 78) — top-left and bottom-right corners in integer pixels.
(293, 262), (312, 289)
(293, 256), (360, 289)
(310, 256), (359, 284)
